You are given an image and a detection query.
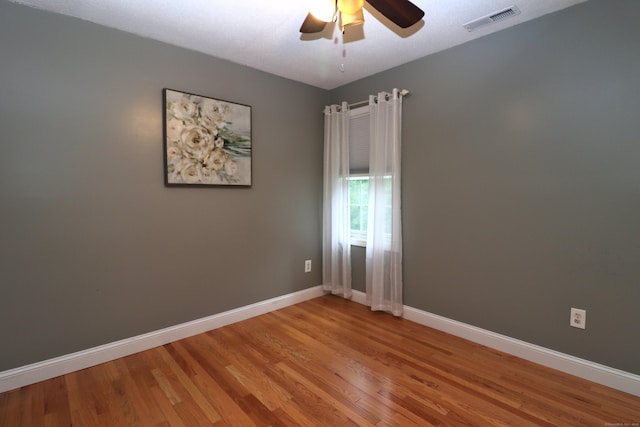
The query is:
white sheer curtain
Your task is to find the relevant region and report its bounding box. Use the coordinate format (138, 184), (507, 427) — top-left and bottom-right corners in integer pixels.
(322, 103), (352, 298)
(366, 89), (403, 316)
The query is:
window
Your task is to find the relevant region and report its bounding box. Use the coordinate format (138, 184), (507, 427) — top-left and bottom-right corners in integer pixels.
(348, 106), (370, 246)
(349, 175), (369, 246)
(347, 105), (395, 246)
(348, 175), (393, 247)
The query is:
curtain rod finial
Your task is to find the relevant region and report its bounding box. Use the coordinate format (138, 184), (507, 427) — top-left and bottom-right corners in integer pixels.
(399, 89), (410, 96)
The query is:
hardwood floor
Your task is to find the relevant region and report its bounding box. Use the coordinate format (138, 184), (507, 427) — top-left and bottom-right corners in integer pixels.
(1, 295), (639, 426)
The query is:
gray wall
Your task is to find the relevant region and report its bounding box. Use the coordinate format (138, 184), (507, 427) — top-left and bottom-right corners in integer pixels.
(2, 0), (639, 379)
(332, 0), (640, 375)
(0, 1), (326, 371)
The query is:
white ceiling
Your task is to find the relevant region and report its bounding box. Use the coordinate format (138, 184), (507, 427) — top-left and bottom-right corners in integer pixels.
(10, 0), (586, 90)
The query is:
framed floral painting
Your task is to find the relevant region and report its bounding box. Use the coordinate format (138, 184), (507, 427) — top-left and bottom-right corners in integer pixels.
(163, 88), (252, 186)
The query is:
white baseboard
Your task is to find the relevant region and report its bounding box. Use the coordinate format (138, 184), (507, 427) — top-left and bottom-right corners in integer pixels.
(3, 286), (638, 398)
(350, 290), (640, 397)
(0, 286), (324, 393)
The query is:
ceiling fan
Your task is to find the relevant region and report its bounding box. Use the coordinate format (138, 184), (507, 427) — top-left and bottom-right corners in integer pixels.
(300, 0), (425, 34)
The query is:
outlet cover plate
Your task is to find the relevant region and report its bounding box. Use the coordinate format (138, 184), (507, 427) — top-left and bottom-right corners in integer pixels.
(570, 307), (586, 329)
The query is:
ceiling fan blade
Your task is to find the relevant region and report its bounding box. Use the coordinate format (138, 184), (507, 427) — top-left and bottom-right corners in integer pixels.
(300, 13), (328, 33)
(366, 0), (424, 28)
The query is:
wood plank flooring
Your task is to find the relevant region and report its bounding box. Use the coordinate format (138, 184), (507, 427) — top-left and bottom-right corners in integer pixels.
(1, 295), (639, 426)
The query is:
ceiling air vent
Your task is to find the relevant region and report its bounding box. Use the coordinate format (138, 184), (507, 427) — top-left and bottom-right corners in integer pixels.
(463, 5), (521, 32)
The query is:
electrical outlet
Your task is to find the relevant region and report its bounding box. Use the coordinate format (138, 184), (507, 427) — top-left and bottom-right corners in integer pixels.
(570, 308), (586, 329)
(304, 260), (312, 273)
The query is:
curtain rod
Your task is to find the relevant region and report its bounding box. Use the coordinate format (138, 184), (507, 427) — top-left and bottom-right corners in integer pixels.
(347, 88), (410, 109)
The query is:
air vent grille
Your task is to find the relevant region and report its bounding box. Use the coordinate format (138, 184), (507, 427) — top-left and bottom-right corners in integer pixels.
(463, 5), (521, 32)
(489, 8), (518, 22)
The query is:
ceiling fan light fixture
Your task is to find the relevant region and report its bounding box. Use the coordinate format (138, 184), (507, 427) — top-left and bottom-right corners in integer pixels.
(337, 0), (365, 15)
(337, 0), (365, 31)
(309, 0), (337, 22)
(340, 9), (365, 31)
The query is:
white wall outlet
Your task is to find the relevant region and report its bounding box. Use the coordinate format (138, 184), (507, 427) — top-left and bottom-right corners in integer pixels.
(304, 260), (312, 273)
(570, 308), (586, 329)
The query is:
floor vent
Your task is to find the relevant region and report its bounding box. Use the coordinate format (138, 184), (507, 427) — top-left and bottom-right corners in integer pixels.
(463, 5), (521, 32)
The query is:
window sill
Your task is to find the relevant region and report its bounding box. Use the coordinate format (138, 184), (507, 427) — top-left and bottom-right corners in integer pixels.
(350, 239), (366, 248)
(350, 231), (367, 248)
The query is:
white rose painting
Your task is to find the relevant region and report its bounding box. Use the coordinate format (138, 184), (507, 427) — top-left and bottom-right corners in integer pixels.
(163, 89), (251, 186)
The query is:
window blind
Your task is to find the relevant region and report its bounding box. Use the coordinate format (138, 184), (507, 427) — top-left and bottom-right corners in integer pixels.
(349, 106), (370, 174)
